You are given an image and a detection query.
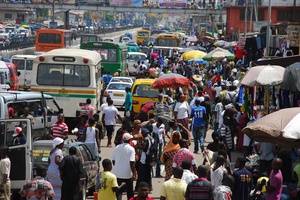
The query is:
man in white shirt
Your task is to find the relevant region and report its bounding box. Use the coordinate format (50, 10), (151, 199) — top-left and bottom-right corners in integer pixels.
(171, 160), (198, 184)
(111, 133), (136, 200)
(0, 147), (11, 200)
(152, 118), (165, 177)
(209, 155), (227, 190)
(102, 99), (123, 147)
(174, 94), (190, 130)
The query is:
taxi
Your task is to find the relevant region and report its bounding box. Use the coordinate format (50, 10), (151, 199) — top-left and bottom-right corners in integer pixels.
(106, 82), (132, 107)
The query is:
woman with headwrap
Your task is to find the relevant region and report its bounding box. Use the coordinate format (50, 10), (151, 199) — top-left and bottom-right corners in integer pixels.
(160, 131), (182, 181)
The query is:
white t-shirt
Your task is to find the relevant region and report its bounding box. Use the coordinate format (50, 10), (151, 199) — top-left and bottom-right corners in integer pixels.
(111, 143), (135, 179)
(174, 101), (190, 119)
(103, 105), (119, 125)
(215, 86), (222, 97)
(210, 166), (227, 190)
(152, 123), (165, 144)
(0, 157), (10, 183)
(170, 169), (198, 184)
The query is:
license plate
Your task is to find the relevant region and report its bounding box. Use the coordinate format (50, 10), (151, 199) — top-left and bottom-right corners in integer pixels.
(114, 93), (124, 97)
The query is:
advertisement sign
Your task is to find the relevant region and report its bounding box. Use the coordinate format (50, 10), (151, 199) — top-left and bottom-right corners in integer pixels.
(287, 25), (300, 41)
(253, 21), (267, 32)
(158, 0), (187, 8)
(109, 0), (132, 6)
(238, 36), (246, 50)
(132, 0), (143, 7)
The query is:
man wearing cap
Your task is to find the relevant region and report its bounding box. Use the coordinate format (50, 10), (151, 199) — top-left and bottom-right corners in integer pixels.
(136, 128), (153, 191)
(111, 133), (136, 200)
(50, 113), (68, 140)
(13, 127), (26, 145)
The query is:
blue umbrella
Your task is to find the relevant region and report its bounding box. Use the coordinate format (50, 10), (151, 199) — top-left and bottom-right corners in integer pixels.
(187, 58), (207, 65)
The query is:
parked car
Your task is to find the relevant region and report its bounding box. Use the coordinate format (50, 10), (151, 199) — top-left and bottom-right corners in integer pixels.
(105, 82), (132, 107)
(33, 139), (99, 199)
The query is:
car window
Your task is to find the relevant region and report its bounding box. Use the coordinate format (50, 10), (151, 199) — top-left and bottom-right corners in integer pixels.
(78, 144), (93, 162)
(107, 83), (130, 90)
(133, 84), (160, 98)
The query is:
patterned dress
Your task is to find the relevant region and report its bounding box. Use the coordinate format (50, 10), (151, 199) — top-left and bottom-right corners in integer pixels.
(164, 150), (178, 181)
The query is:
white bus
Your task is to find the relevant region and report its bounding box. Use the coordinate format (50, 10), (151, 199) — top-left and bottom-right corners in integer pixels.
(11, 55), (37, 90)
(30, 49), (102, 124)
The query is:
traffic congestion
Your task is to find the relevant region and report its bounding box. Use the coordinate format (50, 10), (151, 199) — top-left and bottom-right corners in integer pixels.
(0, 20), (299, 200)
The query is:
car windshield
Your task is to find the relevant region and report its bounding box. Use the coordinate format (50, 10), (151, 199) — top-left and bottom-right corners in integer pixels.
(128, 54), (146, 61)
(133, 84), (161, 98)
(111, 78), (132, 83)
(107, 83), (131, 90)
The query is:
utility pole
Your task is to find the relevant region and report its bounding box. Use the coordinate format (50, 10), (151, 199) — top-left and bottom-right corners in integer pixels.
(244, 0), (248, 37)
(266, 0), (272, 56)
(52, 0), (55, 22)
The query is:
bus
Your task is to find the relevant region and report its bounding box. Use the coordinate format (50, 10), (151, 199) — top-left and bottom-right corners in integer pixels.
(30, 49), (102, 124)
(136, 30), (150, 45)
(152, 33), (181, 57)
(156, 33), (180, 47)
(11, 55), (37, 90)
(35, 29), (74, 52)
(80, 41), (128, 75)
(80, 34), (101, 44)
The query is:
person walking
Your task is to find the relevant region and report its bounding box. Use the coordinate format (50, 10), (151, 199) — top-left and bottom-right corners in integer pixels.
(190, 99), (207, 153)
(98, 159), (126, 200)
(20, 165), (54, 200)
(130, 182), (154, 200)
(46, 137), (64, 200)
(82, 118), (101, 159)
(160, 131), (182, 181)
(49, 113), (69, 140)
(59, 146), (85, 200)
(185, 165), (213, 200)
(160, 167), (187, 200)
(82, 98), (95, 119)
(102, 99), (123, 147)
(174, 94), (190, 130)
(152, 118), (165, 178)
(266, 158), (283, 200)
(111, 133), (136, 200)
(0, 147), (11, 200)
(172, 139), (197, 174)
(232, 157), (253, 200)
(124, 87), (133, 121)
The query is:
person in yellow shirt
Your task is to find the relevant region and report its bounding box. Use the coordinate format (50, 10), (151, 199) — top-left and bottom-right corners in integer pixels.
(160, 167), (187, 200)
(98, 159), (126, 200)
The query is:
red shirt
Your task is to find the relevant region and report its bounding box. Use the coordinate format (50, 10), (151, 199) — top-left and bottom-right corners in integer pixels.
(129, 196), (154, 200)
(51, 121), (68, 139)
(140, 102), (154, 113)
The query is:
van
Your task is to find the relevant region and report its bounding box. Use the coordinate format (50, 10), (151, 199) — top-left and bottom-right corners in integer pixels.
(5, 62), (19, 90)
(11, 55), (37, 90)
(0, 61), (11, 91)
(0, 91), (61, 139)
(131, 78), (165, 116)
(0, 119), (32, 199)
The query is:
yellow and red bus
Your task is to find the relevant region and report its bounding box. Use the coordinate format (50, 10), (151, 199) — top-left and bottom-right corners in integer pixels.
(35, 29), (74, 53)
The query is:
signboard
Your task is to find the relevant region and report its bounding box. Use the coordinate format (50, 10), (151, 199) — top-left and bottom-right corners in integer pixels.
(109, 0), (132, 6)
(86, 19), (92, 27)
(49, 21), (58, 29)
(132, 0), (143, 7)
(287, 25), (300, 41)
(253, 21), (267, 32)
(158, 0), (187, 8)
(238, 36), (246, 50)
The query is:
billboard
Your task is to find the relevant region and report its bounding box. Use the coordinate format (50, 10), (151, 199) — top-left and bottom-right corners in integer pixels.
(158, 0), (187, 8)
(109, 0), (143, 6)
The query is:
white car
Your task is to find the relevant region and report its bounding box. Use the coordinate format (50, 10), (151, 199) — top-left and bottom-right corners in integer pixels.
(105, 82), (132, 107)
(121, 37), (131, 45)
(126, 52), (149, 75)
(109, 77), (134, 85)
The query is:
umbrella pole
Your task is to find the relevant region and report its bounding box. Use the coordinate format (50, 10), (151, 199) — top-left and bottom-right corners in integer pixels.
(266, 86), (269, 114)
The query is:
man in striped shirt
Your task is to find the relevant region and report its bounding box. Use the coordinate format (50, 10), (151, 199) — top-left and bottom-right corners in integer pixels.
(185, 165), (213, 200)
(50, 113), (68, 140)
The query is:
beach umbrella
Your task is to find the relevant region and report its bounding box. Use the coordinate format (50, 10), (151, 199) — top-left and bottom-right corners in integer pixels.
(203, 47), (235, 61)
(187, 58), (207, 65)
(151, 73), (190, 89)
(243, 108), (300, 146)
(182, 50), (207, 61)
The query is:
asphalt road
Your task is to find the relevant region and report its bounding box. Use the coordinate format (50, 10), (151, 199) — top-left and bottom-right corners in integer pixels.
(83, 111), (243, 200)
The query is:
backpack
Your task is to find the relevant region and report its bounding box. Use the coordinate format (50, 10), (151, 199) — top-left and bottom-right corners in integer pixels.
(146, 132), (159, 167)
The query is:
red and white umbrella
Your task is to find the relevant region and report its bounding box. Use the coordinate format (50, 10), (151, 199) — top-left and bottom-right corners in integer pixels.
(151, 73), (190, 89)
(243, 107), (300, 146)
